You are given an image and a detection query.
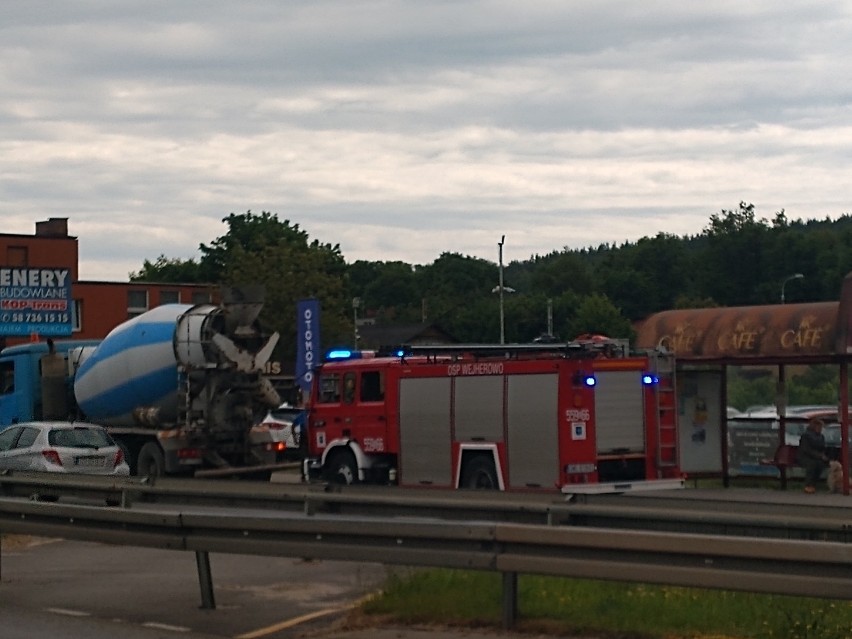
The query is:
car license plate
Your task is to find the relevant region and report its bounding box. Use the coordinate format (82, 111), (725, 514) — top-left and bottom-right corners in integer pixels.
(75, 456), (105, 467)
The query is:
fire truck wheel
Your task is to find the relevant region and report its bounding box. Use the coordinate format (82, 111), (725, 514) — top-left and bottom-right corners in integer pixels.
(460, 456), (499, 490)
(325, 449), (358, 485)
(137, 442), (166, 478)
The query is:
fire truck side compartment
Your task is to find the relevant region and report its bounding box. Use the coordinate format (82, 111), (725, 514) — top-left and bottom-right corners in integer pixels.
(399, 377), (452, 485)
(507, 373), (559, 488)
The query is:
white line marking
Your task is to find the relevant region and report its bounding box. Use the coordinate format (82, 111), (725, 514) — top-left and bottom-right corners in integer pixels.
(142, 622), (191, 632)
(45, 608), (91, 617)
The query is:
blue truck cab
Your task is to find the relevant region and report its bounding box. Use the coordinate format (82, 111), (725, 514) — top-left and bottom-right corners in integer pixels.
(0, 340), (101, 428)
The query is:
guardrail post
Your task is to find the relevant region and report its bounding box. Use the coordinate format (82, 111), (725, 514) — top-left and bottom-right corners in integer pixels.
(195, 551), (216, 610)
(501, 571), (518, 629)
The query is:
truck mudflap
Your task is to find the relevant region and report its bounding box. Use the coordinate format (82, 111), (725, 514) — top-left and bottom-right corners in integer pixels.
(561, 478), (685, 499)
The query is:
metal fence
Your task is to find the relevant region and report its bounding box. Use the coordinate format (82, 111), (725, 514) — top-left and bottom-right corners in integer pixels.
(1, 472), (851, 629)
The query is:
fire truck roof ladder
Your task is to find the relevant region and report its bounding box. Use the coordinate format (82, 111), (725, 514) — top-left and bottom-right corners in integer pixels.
(379, 340), (629, 360)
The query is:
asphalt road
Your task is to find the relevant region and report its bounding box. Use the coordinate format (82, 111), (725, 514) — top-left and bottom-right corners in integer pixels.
(0, 534), (390, 638)
(1, 535), (544, 639)
(0, 471), (588, 639)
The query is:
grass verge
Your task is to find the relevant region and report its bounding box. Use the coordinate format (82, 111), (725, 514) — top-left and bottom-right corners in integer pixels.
(358, 569), (852, 639)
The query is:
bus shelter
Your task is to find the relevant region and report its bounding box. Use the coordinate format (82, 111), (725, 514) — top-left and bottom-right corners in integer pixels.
(635, 276), (852, 495)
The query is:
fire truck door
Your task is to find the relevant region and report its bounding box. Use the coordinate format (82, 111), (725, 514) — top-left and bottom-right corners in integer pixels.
(348, 370), (388, 454)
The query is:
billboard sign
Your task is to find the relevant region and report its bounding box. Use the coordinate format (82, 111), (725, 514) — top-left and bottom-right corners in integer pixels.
(295, 298), (320, 399)
(0, 267), (72, 337)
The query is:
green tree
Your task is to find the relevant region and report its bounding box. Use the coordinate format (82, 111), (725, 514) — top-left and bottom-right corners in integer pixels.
(696, 202), (774, 305)
(193, 211), (351, 361)
(415, 253), (498, 332)
(565, 293), (633, 340)
(527, 251), (594, 298)
(224, 240), (349, 361)
(350, 260), (421, 324)
(129, 255), (203, 283)
(198, 211), (316, 281)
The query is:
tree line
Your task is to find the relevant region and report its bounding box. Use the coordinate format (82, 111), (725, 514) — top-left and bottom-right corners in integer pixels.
(130, 203), (852, 364)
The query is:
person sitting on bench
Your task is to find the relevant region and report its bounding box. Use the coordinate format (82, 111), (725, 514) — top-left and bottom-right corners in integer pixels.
(797, 418), (829, 494)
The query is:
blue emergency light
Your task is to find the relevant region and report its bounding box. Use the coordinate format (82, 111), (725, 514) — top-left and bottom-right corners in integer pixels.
(573, 372), (596, 387)
(642, 373), (659, 385)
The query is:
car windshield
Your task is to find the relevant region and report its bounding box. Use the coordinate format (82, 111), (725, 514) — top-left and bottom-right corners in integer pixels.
(48, 427), (113, 449)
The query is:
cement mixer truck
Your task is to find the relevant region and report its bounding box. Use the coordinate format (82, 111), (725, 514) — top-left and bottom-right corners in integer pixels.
(0, 287), (285, 479)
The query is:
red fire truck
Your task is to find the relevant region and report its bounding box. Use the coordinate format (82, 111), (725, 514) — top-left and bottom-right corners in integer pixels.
(302, 340), (681, 493)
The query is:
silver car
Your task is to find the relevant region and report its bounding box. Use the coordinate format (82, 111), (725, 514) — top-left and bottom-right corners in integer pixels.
(0, 421), (130, 475)
(251, 405), (304, 462)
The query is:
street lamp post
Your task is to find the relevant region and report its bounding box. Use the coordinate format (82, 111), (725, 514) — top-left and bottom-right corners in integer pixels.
(352, 297), (361, 346)
(781, 273), (804, 304)
(498, 235), (505, 345)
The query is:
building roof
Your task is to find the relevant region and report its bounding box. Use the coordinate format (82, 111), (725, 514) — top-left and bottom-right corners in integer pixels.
(357, 323), (457, 350)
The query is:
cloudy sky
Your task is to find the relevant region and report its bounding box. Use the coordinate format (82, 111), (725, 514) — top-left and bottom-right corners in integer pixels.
(3, 2), (851, 281)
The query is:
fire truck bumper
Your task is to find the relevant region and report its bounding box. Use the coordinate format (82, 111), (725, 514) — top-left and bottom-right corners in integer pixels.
(561, 478), (685, 498)
(303, 457), (322, 481)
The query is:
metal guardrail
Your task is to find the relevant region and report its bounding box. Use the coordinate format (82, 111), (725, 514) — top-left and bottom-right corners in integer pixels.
(0, 494), (850, 629)
(1, 472), (851, 629)
(1, 472), (850, 540)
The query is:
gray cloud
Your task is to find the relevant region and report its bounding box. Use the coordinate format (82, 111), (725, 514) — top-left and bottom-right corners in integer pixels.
(2, 1), (851, 279)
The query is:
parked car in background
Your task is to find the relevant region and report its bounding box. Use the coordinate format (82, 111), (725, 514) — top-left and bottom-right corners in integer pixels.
(0, 421), (130, 475)
(251, 404), (304, 462)
(782, 408), (849, 452)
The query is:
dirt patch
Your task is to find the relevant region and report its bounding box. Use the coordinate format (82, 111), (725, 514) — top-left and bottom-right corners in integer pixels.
(0, 534), (59, 550)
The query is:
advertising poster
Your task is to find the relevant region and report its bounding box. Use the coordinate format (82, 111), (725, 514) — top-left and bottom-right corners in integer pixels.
(295, 298), (320, 400)
(677, 369), (723, 473)
(0, 267), (72, 336)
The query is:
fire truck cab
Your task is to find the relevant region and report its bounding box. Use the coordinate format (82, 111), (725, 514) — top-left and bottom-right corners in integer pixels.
(303, 341), (680, 492)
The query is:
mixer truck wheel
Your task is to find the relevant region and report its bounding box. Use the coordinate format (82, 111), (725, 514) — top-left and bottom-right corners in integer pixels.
(137, 442), (166, 478)
(325, 449), (358, 485)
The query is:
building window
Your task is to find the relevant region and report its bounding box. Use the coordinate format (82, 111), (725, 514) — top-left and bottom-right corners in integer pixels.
(191, 290), (211, 305)
(160, 290), (180, 305)
(127, 290), (149, 318)
(71, 299), (82, 332)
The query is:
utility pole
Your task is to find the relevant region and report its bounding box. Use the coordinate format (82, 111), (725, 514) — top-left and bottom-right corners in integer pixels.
(352, 297), (361, 347)
(547, 298), (553, 337)
(498, 235), (505, 345)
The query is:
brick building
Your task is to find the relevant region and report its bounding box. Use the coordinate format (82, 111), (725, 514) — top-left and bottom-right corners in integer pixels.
(0, 218), (214, 348)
